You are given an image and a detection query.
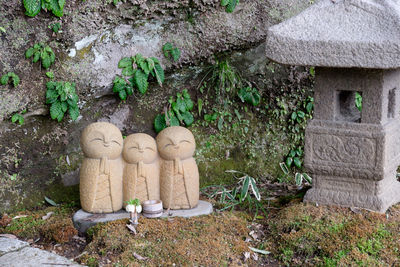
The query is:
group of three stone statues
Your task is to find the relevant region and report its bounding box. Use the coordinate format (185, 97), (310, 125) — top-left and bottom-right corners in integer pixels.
(79, 122), (199, 214)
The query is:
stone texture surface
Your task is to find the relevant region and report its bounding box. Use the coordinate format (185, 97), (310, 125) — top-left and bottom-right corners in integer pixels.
(80, 122), (124, 213)
(266, 0), (400, 68)
(0, 238), (28, 256)
(303, 68), (400, 212)
(0, 246), (82, 267)
(73, 200), (213, 233)
(123, 133), (160, 204)
(157, 127), (199, 209)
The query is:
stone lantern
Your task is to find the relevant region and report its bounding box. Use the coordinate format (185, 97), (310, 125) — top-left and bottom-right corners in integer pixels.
(265, 0), (400, 212)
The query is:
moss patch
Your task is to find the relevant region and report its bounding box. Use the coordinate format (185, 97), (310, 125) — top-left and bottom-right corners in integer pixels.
(264, 203), (400, 266)
(80, 212), (252, 266)
(0, 205), (78, 243)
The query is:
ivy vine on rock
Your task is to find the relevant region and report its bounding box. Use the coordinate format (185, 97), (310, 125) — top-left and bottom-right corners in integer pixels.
(221, 0), (239, 13)
(1, 72), (20, 88)
(113, 54), (165, 100)
(46, 81), (79, 122)
(154, 89), (194, 133)
(162, 42), (181, 62)
(26, 43), (56, 69)
(237, 87), (260, 106)
(23, 0), (65, 17)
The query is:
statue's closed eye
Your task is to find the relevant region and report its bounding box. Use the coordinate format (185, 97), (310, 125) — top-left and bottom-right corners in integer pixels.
(128, 146), (139, 150)
(90, 137), (103, 142)
(112, 140), (122, 146)
(179, 140), (191, 144)
(145, 146), (155, 151)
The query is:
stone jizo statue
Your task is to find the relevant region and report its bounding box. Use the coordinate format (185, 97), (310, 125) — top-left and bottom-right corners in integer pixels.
(123, 133), (160, 205)
(157, 126), (199, 210)
(79, 123), (200, 213)
(79, 122), (124, 213)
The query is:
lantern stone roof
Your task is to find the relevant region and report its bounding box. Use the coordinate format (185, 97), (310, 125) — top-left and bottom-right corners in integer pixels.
(265, 0), (400, 69)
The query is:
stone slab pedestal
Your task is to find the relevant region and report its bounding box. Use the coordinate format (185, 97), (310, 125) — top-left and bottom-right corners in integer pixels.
(73, 200), (213, 233)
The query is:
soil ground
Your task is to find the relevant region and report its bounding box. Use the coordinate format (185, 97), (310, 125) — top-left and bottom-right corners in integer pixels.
(1, 184), (399, 266)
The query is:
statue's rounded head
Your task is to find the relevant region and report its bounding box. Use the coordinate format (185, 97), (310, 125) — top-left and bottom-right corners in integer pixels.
(81, 122), (123, 159)
(123, 133), (158, 164)
(156, 126), (196, 160)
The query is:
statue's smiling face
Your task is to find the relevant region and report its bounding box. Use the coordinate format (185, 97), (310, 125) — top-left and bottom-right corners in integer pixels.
(156, 126), (196, 160)
(81, 122), (123, 159)
(123, 133), (158, 164)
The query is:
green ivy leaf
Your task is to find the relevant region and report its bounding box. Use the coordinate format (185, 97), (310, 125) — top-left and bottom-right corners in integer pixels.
(226, 0), (238, 13)
(154, 63), (165, 87)
(221, 0), (230, 6)
(293, 157), (302, 168)
(176, 97), (186, 112)
(41, 53), (52, 69)
(45, 0), (64, 17)
(134, 69), (149, 94)
(50, 101), (63, 121)
(33, 52), (40, 63)
(181, 111), (194, 126)
(0, 74), (8, 85)
(118, 89), (127, 100)
(286, 157), (293, 168)
(25, 47), (35, 58)
(61, 101), (68, 113)
(145, 58), (155, 73)
(171, 48), (181, 62)
(68, 105), (79, 121)
(295, 173), (303, 186)
(162, 42), (173, 58)
(46, 71), (54, 79)
(154, 114), (167, 133)
(23, 0), (41, 17)
(122, 66), (134, 76)
(118, 57), (132, 68)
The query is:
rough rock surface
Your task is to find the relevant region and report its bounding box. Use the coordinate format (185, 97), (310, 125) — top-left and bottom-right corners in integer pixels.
(0, 237), (82, 266)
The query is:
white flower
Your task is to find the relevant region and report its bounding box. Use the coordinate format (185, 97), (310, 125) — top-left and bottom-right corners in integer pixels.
(126, 204), (142, 213)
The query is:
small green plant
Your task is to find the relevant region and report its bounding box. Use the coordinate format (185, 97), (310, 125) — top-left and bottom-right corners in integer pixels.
(125, 198), (140, 206)
(201, 170), (266, 218)
(355, 92), (362, 112)
(45, 81), (80, 122)
(204, 112), (218, 123)
(46, 71), (54, 79)
(113, 54), (164, 100)
(221, 0), (239, 13)
(237, 87), (260, 106)
(279, 162), (312, 186)
(162, 42), (181, 62)
(23, 0), (65, 17)
(154, 89), (194, 133)
(26, 43), (56, 69)
(285, 147), (303, 169)
(49, 22), (61, 33)
(11, 110), (26, 125)
(1, 72), (20, 87)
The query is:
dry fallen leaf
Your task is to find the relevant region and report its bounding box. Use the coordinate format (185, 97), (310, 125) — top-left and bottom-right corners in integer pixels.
(126, 224), (137, 235)
(252, 252), (259, 261)
(13, 215), (28, 220)
(243, 251), (250, 261)
(42, 212), (54, 220)
(133, 252), (148, 261)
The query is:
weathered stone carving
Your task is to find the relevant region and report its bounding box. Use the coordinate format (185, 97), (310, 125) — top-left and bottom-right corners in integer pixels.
(266, 0), (400, 212)
(80, 122), (124, 213)
(123, 133), (160, 204)
(157, 126), (199, 209)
